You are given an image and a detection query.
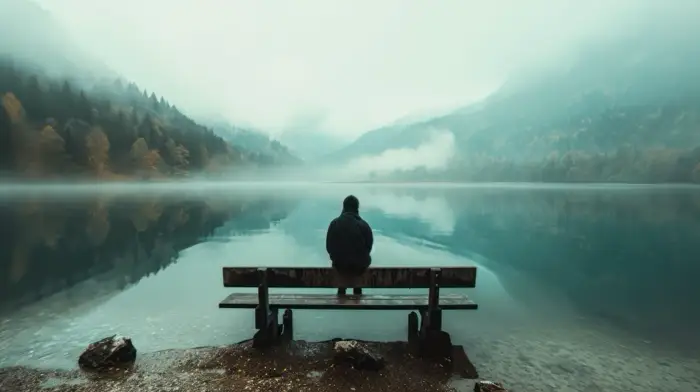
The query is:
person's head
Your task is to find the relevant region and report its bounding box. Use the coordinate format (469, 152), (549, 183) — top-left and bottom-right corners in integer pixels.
(342, 195), (360, 213)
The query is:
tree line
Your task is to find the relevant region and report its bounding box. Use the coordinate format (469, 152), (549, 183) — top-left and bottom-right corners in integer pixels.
(437, 145), (700, 183)
(389, 101), (700, 184)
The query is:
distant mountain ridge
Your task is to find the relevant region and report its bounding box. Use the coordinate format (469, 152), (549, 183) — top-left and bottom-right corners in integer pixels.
(278, 128), (347, 162)
(323, 28), (700, 183)
(201, 118), (301, 165)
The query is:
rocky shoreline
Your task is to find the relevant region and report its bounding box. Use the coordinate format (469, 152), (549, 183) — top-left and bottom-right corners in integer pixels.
(0, 338), (501, 392)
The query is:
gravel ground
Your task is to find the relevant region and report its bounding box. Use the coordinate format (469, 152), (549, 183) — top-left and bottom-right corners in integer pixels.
(0, 339), (481, 392)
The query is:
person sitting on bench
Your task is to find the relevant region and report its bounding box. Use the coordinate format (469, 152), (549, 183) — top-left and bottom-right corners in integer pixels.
(325, 195), (374, 296)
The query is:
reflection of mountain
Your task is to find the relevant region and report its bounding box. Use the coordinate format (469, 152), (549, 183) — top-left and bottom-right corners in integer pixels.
(210, 197), (300, 239)
(0, 194), (296, 313)
(357, 187), (700, 349)
(274, 198), (336, 251)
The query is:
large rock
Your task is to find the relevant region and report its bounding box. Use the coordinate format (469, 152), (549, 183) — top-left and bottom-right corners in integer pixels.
(78, 335), (137, 371)
(333, 340), (385, 371)
(474, 380), (508, 392)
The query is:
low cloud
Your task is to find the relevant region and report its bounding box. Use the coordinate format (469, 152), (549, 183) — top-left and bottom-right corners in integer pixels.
(341, 129), (456, 179)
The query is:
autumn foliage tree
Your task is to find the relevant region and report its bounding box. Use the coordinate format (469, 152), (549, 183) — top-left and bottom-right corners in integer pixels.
(85, 127), (110, 176)
(165, 138), (190, 175)
(39, 124), (69, 170)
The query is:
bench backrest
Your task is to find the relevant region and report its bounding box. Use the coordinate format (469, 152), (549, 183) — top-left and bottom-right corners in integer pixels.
(222, 267), (477, 288)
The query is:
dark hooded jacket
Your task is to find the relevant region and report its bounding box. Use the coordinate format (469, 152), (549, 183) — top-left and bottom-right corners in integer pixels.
(325, 209), (373, 274)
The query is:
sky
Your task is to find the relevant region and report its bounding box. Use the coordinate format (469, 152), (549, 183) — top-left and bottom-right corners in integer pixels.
(21, 0), (688, 140)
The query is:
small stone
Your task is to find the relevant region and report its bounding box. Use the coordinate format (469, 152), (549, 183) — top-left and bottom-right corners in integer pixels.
(474, 380), (508, 392)
(78, 335), (137, 371)
(333, 340), (385, 371)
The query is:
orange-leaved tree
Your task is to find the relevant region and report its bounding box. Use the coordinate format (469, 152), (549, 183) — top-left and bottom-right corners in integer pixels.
(85, 127), (111, 176)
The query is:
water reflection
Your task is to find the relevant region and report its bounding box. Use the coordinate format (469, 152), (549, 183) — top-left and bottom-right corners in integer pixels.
(442, 187), (700, 353)
(0, 184), (699, 391)
(0, 192), (297, 314)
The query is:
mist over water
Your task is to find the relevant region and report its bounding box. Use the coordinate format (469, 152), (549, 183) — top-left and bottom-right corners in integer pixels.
(1, 182), (699, 391)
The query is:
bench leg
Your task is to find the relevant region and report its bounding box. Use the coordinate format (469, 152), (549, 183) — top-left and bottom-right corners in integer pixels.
(429, 308), (442, 332)
(417, 309), (452, 364)
(419, 309), (443, 336)
(253, 308), (279, 348)
(282, 309), (294, 341)
(271, 309), (279, 338)
(407, 311), (419, 354)
(408, 311), (419, 342)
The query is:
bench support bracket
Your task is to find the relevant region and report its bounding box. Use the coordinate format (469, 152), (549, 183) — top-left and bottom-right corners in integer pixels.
(407, 311), (419, 350)
(282, 309), (294, 341)
(411, 268), (449, 359)
(420, 268), (443, 334)
(253, 268), (281, 348)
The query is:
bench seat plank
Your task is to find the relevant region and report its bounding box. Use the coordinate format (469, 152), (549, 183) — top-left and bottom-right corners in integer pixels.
(223, 267), (477, 288)
(219, 293), (478, 310)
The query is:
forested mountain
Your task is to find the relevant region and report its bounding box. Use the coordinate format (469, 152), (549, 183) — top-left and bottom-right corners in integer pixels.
(325, 30), (700, 183)
(0, 60), (248, 178)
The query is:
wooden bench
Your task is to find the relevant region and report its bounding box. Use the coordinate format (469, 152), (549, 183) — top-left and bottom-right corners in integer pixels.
(219, 266), (478, 348)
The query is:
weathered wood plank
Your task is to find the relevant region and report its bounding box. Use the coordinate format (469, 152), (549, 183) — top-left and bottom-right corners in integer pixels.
(218, 293), (478, 310)
(222, 267), (477, 288)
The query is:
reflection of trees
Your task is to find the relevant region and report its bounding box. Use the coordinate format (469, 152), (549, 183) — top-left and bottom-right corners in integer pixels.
(0, 194), (297, 313)
(211, 198), (299, 238)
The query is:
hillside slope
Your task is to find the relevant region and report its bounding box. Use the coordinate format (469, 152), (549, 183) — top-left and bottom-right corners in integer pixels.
(0, 61), (243, 178)
(202, 118), (301, 166)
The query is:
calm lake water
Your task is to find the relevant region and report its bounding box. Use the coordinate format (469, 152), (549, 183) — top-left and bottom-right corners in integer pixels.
(1, 182), (699, 392)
